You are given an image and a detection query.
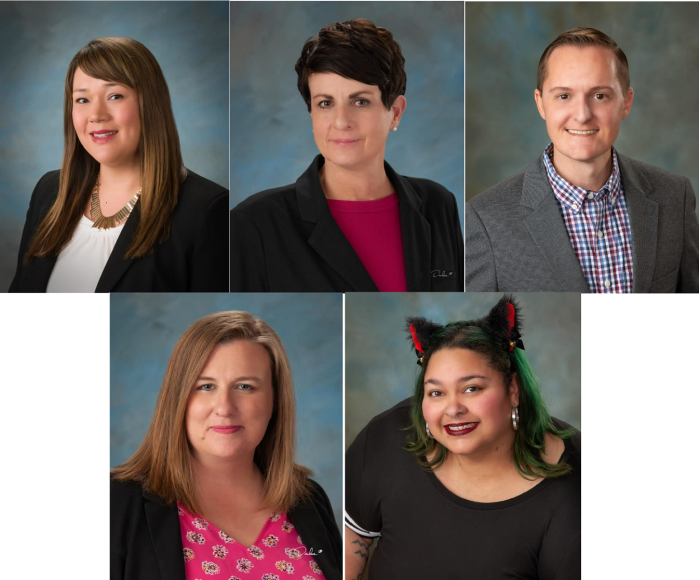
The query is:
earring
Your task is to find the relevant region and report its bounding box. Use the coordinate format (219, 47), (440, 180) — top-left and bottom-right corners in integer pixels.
(426, 421), (434, 438)
(391, 126), (398, 132)
(511, 406), (520, 431)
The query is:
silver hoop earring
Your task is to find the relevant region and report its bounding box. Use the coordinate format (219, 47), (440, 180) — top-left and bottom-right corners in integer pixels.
(511, 406), (520, 431)
(426, 421), (434, 438)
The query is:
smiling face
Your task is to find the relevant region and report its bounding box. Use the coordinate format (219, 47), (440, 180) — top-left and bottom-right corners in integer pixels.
(185, 341), (275, 465)
(535, 45), (634, 172)
(308, 72), (405, 171)
(71, 67), (141, 169)
(422, 348), (519, 459)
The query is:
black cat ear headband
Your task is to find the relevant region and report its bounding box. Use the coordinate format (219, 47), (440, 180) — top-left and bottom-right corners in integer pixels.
(406, 295), (525, 367)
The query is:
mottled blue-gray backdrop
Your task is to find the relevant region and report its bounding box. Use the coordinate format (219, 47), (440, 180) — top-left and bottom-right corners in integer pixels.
(0, 1), (229, 291)
(230, 1), (465, 231)
(346, 292), (581, 448)
(465, 1), (699, 212)
(111, 293), (342, 530)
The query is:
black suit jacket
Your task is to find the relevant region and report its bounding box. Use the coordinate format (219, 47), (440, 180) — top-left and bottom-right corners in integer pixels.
(9, 169), (229, 292)
(230, 155), (464, 291)
(111, 478), (341, 580)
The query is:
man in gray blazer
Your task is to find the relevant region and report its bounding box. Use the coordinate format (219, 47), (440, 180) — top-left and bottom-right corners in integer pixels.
(465, 27), (698, 293)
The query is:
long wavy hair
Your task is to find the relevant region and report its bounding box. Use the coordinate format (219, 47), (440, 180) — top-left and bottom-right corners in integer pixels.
(25, 37), (184, 262)
(405, 296), (576, 480)
(111, 311), (313, 516)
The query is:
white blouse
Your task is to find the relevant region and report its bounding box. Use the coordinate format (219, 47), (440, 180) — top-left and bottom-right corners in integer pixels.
(46, 215), (125, 293)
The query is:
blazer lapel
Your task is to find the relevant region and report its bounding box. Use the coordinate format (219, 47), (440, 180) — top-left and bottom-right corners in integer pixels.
(142, 489), (186, 580)
(94, 201), (140, 293)
(297, 156), (378, 291)
(617, 153), (658, 293)
(520, 159), (590, 292)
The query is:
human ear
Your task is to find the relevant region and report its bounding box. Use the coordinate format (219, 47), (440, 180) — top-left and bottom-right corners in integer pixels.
(509, 374), (520, 407)
(621, 87), (634, 120)
(390, 95), (407, 129)
(534, 89), (546, 120)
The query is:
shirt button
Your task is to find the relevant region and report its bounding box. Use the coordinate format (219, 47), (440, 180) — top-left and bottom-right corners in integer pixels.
(605, 280), (611, 288)
(597, 230), (603, 238)
(572, 203), (579, 212)
(587, 193), (594, 200)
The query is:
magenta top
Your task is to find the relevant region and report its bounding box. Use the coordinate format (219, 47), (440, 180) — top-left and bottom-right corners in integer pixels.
(327, 192), (407, 292)
(178, 501), (324, 579)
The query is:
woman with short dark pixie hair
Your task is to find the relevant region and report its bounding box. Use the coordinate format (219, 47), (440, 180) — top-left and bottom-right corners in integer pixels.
(345, 296), (581, 579)
(9, 37), (228, 293)
(230, 19), (463, 292)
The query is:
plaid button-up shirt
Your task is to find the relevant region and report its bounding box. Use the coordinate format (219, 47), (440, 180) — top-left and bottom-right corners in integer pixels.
(543, 143), (634, 293)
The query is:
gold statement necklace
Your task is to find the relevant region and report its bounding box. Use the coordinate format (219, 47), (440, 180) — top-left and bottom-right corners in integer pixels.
(90, 175), (142, 230)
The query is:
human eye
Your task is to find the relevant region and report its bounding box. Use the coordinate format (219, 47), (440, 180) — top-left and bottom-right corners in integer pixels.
(75, 97), (88, 104)
(317, 100), (332, 109)
(237, 383), (256, 391)
(464, 386), (481, 394)
(196, 383), (216, 392)
(108, 93), (124, 101)
(427, 389), (442, 397)
(593, 93), (607, 101)
(556, 94), (569, 101)
(354, 98), (370, 106)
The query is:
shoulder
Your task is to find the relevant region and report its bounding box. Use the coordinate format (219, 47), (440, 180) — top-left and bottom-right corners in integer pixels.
(551, 417), (581, 468)
(178, 169), (228, 207)
(401, 176), (455, 203)
(617, 153), (690, 191)
(354, 397), (413, 450)
(232, 183), (297, 219)
(467, 166), (530, 213)
(30, 170), (61, 206)
(111, 476), (147, 513)
(301, 478), (333, 512)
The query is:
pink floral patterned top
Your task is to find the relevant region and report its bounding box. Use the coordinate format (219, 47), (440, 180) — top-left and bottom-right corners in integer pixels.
(177, 501), (325, 580)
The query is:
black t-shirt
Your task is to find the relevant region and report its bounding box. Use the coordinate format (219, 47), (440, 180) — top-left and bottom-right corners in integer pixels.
(345, 398), (581, 580)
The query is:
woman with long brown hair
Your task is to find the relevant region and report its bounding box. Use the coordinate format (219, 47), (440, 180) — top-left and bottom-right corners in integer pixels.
(9, 37), (228, 292)
(111, 311), (341, 580)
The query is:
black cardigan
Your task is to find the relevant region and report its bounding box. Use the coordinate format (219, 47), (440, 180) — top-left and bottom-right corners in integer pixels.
(230, 155), (464, 291)
(110, 478), (341, 580)
(9, 169), (229, 292)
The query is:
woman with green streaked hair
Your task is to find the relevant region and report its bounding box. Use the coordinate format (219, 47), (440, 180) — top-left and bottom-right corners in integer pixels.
(344, 295), (581, 580)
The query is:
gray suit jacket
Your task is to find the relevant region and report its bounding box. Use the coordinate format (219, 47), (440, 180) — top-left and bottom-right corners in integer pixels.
(465, 153), (699, 292)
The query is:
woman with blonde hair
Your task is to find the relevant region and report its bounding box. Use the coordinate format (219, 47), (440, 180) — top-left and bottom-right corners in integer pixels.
(111, 311), (341, 580)
(9, 37), (228, 292)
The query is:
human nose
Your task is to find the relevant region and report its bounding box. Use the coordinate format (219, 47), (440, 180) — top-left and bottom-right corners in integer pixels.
(332, 104), (352, 130)
(444, 395), (466, 419)
(213, 388), (236, 416)
(573, 95), (592, 124)
(88, 100), (110, 124)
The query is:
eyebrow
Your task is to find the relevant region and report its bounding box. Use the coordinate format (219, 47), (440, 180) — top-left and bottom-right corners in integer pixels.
(424, 374), (489, 386)
(312, 90), (374, 100)
(196, 375), (263, 383)
(73, 83), (122, 94)
(548, 85), (615, 93)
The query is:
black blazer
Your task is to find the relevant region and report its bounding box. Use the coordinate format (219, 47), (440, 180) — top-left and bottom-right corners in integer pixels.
(111, 478), (341, 580)
(9, 169), (229, 292)
(230, 155), (464, 291)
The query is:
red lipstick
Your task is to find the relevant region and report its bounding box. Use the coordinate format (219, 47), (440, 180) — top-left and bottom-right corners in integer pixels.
(443, 422), (479, 436)
(211, 426), (241, 434)
(90, 130), (118, 144)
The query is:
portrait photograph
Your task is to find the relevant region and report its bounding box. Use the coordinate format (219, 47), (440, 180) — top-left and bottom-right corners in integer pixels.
(464, 2), (698, 293)
(229, 1), (464, 292)
(1, 1), (229, 293)
(110, 292), (342, 580)
(344, 292), (581, 579)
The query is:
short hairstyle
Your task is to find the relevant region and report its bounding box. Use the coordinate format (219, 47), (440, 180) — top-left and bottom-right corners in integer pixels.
(537, 27), (630, 93)
(404, 296), (575, 479)
(111, 311), (312, 516)
(295, 18), (407, 111)
(26, 37), (184, 262)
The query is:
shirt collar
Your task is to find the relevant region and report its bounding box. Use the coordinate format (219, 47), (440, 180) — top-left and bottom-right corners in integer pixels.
(542, 143), (622, 213)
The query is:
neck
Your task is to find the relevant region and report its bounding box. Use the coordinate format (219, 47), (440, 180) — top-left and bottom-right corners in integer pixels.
(98, 159), (141, 193)
(319, 155), (393, 201)
(192, 452), (264, 499)
(551, 146), (613, 192)
(439, 431), (517, 488)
